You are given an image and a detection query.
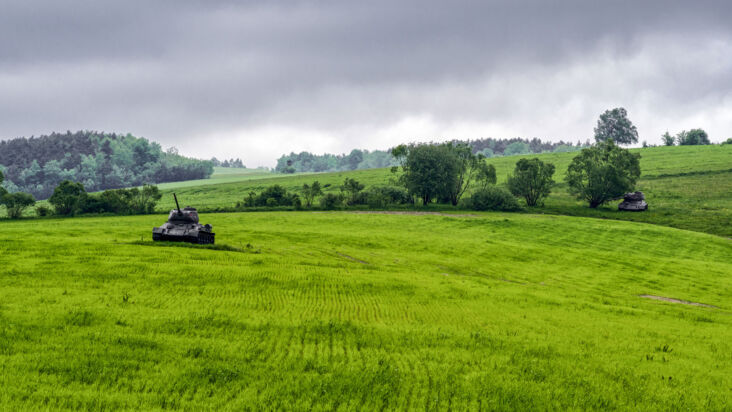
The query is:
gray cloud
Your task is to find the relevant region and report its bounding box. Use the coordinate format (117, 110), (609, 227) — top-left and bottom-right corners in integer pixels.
(1, 0), (731, 165)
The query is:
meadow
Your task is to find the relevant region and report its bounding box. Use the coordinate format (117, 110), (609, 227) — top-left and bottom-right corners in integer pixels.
(0, 212), (730, 410)
(158, 145), (732, 237)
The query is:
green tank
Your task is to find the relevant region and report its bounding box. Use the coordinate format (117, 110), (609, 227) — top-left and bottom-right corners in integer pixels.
(152, 194), (215, 244)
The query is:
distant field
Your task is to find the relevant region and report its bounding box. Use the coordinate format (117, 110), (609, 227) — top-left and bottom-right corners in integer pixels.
(158, 145), (732, 237)
(155, 167), (279, 190)
(0, 212), (730, 409)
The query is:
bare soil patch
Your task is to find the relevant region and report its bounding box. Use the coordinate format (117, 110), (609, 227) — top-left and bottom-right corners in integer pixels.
(639, 294), (717, 308)
(335, 252), (369, 265)
(350, 211), (480, 218)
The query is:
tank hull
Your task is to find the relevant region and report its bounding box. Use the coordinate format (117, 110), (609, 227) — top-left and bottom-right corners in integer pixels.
(152, 222), (215, 244)
(152, 229), (215, 244)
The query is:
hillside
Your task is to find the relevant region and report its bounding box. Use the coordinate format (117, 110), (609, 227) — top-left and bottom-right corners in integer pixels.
(0, 131), (214, 199)
(0, 212), (729, 409)
(158, 145), (732, 237)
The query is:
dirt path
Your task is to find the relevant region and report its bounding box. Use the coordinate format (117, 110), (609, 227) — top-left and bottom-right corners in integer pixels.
(639, 294), (717, 308)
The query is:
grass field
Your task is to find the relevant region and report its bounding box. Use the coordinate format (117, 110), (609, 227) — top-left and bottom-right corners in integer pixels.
(157, 145), (732, 237)
(0, 212), (730, 410)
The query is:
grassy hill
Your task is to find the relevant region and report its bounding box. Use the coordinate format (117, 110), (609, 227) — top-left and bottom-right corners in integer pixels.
(0, 212), (730, 409)
(158, 145), (732, 237)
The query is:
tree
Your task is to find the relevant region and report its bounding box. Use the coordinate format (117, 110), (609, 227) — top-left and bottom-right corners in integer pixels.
(49, 180), (87, 215)
(676, 129), (710, 145)
(507, 158), (555, 207)
(445, 144), (484, 206)
(594, 107), (639, 145)
(662, 131), (675, 146)
(127, 184), (162, 214)
(565, 140), (641, 208)
(475, 163), (497, 190)
(341, 178), (365, 205)
(0, 169), (6, 199)
(504, 142), (531, 156)
(302, 181), (323, 207)
(391, 143), (467, 206)
(2, 192), (36, 218)
(345, 149), (364, 170)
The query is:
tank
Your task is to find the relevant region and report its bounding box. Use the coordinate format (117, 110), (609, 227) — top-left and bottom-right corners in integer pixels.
(152, 193), (215, 244)
(618, 191), (648, 211)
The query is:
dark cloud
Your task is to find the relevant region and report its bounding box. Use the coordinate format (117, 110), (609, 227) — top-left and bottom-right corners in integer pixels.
(1, 0), (731, 165)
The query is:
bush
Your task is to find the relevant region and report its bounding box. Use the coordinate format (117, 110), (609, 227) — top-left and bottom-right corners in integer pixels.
(341, 178), (366, 206)
(238, 185), (301, 208)
(320, 193), (344, 210)
(35, 205), (51, 217)
(365, 185), (411, 208)
(465, 187), (521, 211)
(2, 192), (36, 218)
(507, 158), (555, 207)
(721, 137), (732, 145)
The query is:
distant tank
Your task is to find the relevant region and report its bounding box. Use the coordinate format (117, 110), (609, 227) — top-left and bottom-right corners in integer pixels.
(618, 191), (648, 211)
(152, 194), (215, 244)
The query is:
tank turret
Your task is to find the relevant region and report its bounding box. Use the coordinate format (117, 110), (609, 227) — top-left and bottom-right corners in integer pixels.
(152, 194), (215, 244)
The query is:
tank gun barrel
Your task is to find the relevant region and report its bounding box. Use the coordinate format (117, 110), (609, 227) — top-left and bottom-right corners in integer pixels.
(173, 193), (181, 213)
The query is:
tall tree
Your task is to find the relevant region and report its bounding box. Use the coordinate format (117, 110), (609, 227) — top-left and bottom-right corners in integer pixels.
(594, 107), (639, 145)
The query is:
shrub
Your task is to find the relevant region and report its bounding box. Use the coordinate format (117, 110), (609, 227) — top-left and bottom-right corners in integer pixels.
(722, 138), (732, 145)
(465, 187), (521, 211)
(35, 205), (52, 217)
(365, 185), (411, 208)
(320, 193), (344, 210)
(507, 158), (555, 207)
(239, 185), (301, 208)
(341, 178), (366, 205)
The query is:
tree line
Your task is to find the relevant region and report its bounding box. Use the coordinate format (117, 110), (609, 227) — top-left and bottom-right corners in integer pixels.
(0, 131), (214, 199)
(274, 138), (591, 174)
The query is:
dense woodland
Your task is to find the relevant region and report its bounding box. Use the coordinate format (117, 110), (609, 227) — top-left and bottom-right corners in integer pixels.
(274, 137), (588, 173)
(0, 131), (213, 199)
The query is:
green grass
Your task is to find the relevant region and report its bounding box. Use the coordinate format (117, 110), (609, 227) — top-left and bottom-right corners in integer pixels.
(157, 145), (732, 237)
(0, 212), (730, 410)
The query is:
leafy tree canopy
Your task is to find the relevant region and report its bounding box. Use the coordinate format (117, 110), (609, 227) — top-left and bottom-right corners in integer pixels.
(565, 140), (641, 208)
(594, 107), (639, 145)
(676, 129), (710, 146)
(507, 158), (556, 207)
(1, 192), (36, 219)
(48, 180), (87, 215)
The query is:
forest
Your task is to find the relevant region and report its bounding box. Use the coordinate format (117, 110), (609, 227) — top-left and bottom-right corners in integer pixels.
(0, 131), (213, 199)
(274, 137), (588, 173)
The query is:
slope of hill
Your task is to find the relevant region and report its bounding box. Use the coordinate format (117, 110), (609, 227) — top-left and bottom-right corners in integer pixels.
(158, 145), (732, 237)
(0, 212), (729, 409)
(0, 131), (214, 199)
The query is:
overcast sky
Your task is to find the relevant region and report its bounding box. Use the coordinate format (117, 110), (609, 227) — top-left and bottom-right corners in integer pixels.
(1, 0), (731, 166)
